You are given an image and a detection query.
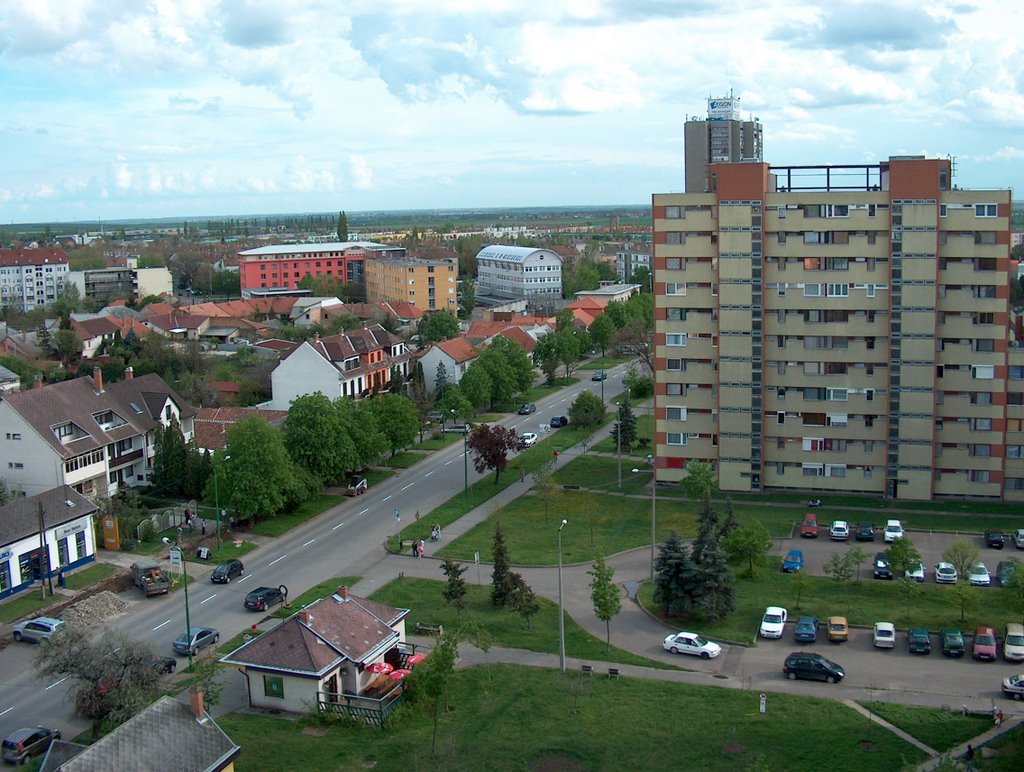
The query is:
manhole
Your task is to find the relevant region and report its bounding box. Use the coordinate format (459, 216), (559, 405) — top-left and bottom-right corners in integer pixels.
(713, 674), (729, 679)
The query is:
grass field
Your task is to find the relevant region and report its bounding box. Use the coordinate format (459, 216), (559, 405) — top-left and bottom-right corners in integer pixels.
(251, 495), (345, 538)
(216, 664), (927, 771)
(588, 413), (654, 456)
(579, 355), (633, 370)
(976, 723), (1024, 769)
(861, 702), (992, 753)
(382, 451), (424, 469)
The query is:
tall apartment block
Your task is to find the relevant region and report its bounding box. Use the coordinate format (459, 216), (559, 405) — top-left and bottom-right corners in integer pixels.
(0, 248), (69, 311)
(684, 95), (763, 193)
(652, 156), (1015, 501)
(364, 255), (457, 313)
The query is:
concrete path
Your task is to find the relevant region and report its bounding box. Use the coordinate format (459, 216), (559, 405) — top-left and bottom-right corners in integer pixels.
(916, 716), (1022, 771)
(842, 699), (940, 758)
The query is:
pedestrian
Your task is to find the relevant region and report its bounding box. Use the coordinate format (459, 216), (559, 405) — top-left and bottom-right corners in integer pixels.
(201, 519), (207, 537)
(964, 744), (974, 761)
(519, 467), (525, 483)
(419, 538), (426, 558)
(412, 542), (419, 558)
(57, 566), (66, 590)
(996, 708), (1004, 727)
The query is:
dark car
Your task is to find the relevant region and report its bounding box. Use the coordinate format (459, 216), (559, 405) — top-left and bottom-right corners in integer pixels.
(985, 528), (1006, 549)
(517, 403), (536, 415)
(210, 559), (244, 584)
(172, 626), (219, 656)
(2, 726), (61, 764)
(244, 586), (286, 612)
(872, 553), (893, 580)
(591, 370), (607, 381)
(855, 522), (876, 541)
(783, 652), (845, 684)
(550, 415), (569, 428)
(997, 560), (1017, 587)
(907, 628), (932, 655)
(940, 628), (966, 658)
(794, 616), (819, 643)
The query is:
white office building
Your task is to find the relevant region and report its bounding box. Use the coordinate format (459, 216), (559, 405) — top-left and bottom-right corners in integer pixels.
(475, 245), (563, 300)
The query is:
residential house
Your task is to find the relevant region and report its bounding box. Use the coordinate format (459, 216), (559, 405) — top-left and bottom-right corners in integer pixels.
(193, 407), (289, 453)
(573, 282), (641, 304)
(145, 312), (211, 340)
(418, 336), (479, 394)
(466, 320), (553, 350)
(71, 316), (122, 359)
(288, 296), (346, 327)
(0, 365), (20, 394)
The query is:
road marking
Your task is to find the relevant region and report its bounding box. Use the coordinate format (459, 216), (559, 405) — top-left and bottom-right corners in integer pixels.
(382, 495), (392, 502)
(200, 594), (217, 604)
(444, 459), (454, 466)
(424, 471), (434, 477)
(401, 483), (413, 491)
(333, 522), (346, 530)
(238, 574), (252, 583)
(153, 619), (171, 631)
(45, 676), (68, 691)
(302, 538), (316, 547)
(268, 554), (287, 566)
(0, 707), (12, 717)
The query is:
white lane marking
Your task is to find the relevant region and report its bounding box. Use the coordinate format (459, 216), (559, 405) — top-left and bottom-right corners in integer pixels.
(333, 522), (346, 531)
(401, 483), (413, 491)
(424, 471), (434, 477)
(153, 619), (171, 631)
(45, 676), (68, 691)
(0, 707), (12, 717)
(238, 574), (253, 583)
(200, 594), (217, 604)
(302, 538), (316, 547)
(382, 495), (392, 502)
(268, 554), (287, 566)
(444, 459), (454, 466)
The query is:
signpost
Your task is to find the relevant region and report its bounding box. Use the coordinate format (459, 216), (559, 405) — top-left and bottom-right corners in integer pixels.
(759, 693), (767, 714)
(474, 551), (481, 583)
(395, 509), (402, 547)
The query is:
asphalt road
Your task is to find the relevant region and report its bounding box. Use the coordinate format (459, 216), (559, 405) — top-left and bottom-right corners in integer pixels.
(0, 363), (633, 741)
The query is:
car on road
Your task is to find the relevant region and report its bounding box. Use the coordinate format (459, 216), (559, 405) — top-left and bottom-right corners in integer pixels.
(794, 616), (819, 643)
(829, 520), (850, 541)
(873, 622), (896, 649)
(907, 628), (932, 655)
(210, 558), (244, 583)
(940, 628), (966, 657)
(826, 616), (849, 643)
(972, 626), (998, 661)
(783, 652), (845, 684)
(905, 561), (926, 582)
(883, 520), (904, 543)
(935, 562), (958, 584)
(1014, 528), (1024, 550)
(872, 553), (893, 580)
(519, 432), (538, 447)
(549, 415), (568, 428)
(968, 562), (991, 587)
(11, 616), (65, 644)
(244, 586), (286, 612)
(800, 514), (819, 538)
(996, 560), (1017, 587)
(662, 632), (722, 659)
(985, 528), (1005, 549)
(759, 606), (788, 639)
(781, 550), (804, 573)
(517, 403), (536, 415)
(345, 476), (368, 496)
(855, 522), (875, 541)
(1003, 673), (1024, 700)
(591, 371), (607, 381)
(1004, 623), (1024, 662)
(172, 626), (219, 656)
(1, 726), (61, 765)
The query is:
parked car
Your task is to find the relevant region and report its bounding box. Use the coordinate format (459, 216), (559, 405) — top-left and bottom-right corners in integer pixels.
(873, 622), (896, 649)
(244, 586), (286, 612)
(1, 726), (61, 765)
(1014, 528), (1024, 550)
(517, 403), (536, 415)
(1004, 623), (1024, 662)
(972, 626), (998, 661)
(940, 628), (966, 658)
(883, 520), (904, 543)
(783, 652), (845, 684)
(662, 632), (722, 659)
(826, 616), (849, 643)
(799, 514), (819, 538)
(1003, 673), (1024, 700)
(520, 432), (538, 447)
(172, 627), (219, 656)
(345, 476), (368, 496)
(781, 550), (804, 573)
(11, 616), (65, 644)
(829, 520), (850, 541)
(794, 616), (819, 643)
(872, 553), (893, 580)
(591, 371), (607, 381)
(210, 559), (244, 583)
(549, 415), (568, 428)
(968, 562), (991, 587)
(985, 528), (1006, 549)
(935, 562), (958, 584)
(855, 522), (876, 541)
(759, 606), (788, 639)
(905, 561), (926, 582)
(424, 410), (442, 423)
(907, 628), (932, 655)
(996, 560), (1017, 587)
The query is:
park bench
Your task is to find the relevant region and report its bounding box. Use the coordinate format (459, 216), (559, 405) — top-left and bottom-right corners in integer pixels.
(415, 622), (443, 636)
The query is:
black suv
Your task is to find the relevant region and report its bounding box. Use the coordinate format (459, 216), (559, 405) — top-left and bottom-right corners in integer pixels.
(985, 528), (1005, 549)
(517, 403), (536, 415)
(244, 586), (286, 612)
(549, 415), (568, 428)
(783, 652), (845, 684)
(210, 559), (244, 584)
(872, 553), (893, 580)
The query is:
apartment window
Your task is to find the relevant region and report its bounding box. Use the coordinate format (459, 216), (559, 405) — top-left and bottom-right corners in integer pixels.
(827, 388), (848, 401)
(666, 308), (687, 321)
(777, 411), (786, 425)
(827, 283), (849, 297)
(666, 334), (688, 346)
(939, 204), (947, 217)
(665, 258), (683, 270)
(865, 415), (874, 428)
(825, 464), (847, 477)
(666, 359), (684, 371)
(778, 233), (787, 245)
(666, 282), (687, 296)
(975, 203), (997, 217)
(1007, 477), (1024, 490)
(974, 339), (995, 353)
(827, 414), (848, 426)
(975, 231), (997, 245)
(970, 470), (990, 483)
(665, 232), (685, 245)
(666, 407), (687, 421)
(666, 384), (683, 396)
(971, 444), (992, 457)
(802, 463), (824, 477)
(5, 433), (21, 440)
(1010, 366), (1024, 380)
(972, 365), (995, 380)
(778, 388), (786, 400)
(666, 433), (687, 446)
(1008, 445), (1023, 459)
(972, 417), (993, 431)
(665, 206), (682, 219)
(803, 284), (823, 297)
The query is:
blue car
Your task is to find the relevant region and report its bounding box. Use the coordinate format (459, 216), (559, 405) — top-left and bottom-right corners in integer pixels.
(794, 616), (819, 643)
(781, 549), (804, 573)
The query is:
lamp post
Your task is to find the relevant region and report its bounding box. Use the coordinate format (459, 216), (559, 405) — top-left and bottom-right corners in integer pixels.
(163, 536), (193, 669)
(212, 455), (230, 549)
(557, 518), (568, 673)
(616, 386), (629, 488)
(633, 457), (658, 582)
(451, 409), (468, 495)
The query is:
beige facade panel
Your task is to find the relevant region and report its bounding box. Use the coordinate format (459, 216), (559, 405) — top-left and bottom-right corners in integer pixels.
(896, 472), (935, 501)
(934, 474), (1001, 499)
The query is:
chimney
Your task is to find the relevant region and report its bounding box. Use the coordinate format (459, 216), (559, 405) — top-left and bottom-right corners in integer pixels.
(312, 332), (320, 346)
(189, 686), (206, 720)
(124, 366), (134, 380)
(338, 585), (349, 600)
(92, 366), (103, 393)
(33, 374), (42, 390)
(298, 611), (310, 624)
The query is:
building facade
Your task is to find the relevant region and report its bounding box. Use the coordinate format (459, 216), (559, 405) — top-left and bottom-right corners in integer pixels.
(66, 264), (172, 304)
(683, 95), (763, 194)
(364, 256), (457, 312)
(475, 245), (563, 300)
(653, 156), (1013, 501)
(616, 245), (651, 282)
(237, 242), (405, 295)
(0, 248), (69, 311)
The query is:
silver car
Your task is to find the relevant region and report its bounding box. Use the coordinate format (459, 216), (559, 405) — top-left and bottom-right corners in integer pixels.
(11, 616), (65, 644)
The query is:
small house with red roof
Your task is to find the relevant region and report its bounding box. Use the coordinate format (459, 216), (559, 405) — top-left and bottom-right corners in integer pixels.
(145, 312), (210, 340)
(418, 336), (479, 393)
(193, 407), (288, 452)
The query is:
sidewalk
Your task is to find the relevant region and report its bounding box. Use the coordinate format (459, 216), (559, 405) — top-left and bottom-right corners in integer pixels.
(916, 716), (1022, 771)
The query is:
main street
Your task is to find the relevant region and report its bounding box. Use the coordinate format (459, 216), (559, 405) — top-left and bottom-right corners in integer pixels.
(0, 362), (634, 740)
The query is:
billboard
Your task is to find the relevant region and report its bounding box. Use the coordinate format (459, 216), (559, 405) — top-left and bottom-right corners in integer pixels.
(708, 97), (739, 121)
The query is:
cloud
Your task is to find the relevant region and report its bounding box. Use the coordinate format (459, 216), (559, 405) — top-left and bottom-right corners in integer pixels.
(218, 0), (293, 48)
(349, 155), (373, 190)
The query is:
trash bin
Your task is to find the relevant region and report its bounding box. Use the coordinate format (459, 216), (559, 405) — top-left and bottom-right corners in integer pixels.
(196, 546), (212, 560)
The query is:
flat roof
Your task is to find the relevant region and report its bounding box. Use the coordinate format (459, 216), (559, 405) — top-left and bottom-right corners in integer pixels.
(239, 242), (398, 257)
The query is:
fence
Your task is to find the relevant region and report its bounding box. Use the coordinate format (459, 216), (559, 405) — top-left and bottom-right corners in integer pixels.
(136, 499), (198, 542)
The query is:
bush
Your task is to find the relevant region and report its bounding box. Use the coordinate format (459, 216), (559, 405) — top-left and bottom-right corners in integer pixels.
(569, 390), (606, 428)
(281, 464), (321, 511)
(623, 367), (653, 399)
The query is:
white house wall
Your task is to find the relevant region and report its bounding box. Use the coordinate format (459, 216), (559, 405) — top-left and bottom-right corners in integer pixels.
(269, 343), (343, 410)
(0, 512), (95, 599)
(419, 348), (464, 394)
(0, 405), (62, 496)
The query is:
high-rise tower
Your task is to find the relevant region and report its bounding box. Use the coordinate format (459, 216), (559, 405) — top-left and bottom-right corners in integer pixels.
(684, 94), (763, 193)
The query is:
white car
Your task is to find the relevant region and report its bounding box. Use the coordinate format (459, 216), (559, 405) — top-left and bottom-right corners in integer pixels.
(873, 621), (896, 649)
(662, 632), (722, 660)
(935, 562), (958, 584)
(829, 521), (849, 540)
(883, 520), (904, 543)
(520, 432), (538, 447)
(759, 606), (788, 639)
(968, 562), (991, 586)
(905, 561), (925, 582)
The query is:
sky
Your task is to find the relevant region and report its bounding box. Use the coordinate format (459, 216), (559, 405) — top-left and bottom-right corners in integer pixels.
(1, 0), (1022, 224)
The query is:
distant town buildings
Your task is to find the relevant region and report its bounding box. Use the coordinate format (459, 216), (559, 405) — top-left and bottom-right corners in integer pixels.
(237, 242), (406, 296)
(683, 94), (763, 194)
(66, 261), (172, 304)
(364, 255), (457, 313)
(0, 247), (69, 311)
(475, 245), (563, 300)
(616, 245), (650, 282)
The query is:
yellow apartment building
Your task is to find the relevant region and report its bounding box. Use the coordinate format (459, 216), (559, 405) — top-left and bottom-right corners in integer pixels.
(364, 256), (457, 313)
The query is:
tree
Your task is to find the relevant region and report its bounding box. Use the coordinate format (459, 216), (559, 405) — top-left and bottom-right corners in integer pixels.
(942, 540), (980, 580)
(283, 393), (356, 484)
(336, 210), (349, 241)
(467, 424), (524, 483)
(151, 418), (189, 495)
(1004, 558), (1024, 625)
(653, 530), (698, 618)
(433, 360), (450, 400)
(556, 327), (586, 378)
(51, 282), (83, 317)
(211, 270), (240, 296)
(846, 545), (869, 582)
(723, 520), (772, 577)
(507, 572), (540, 628)
(52, 328), (82, 364)
(568, 390), (605, 428)
(436, 385), (474, 425)
(532, 332), (562, 386)
(681, 460), (718, 505)
(370, 393), (420, 456)
(886, 537), (923, 579)
(588, 313), (614, 358)
(406, 629), (459, 759)
(458, 281), (475, 318)
(34, 628), (164, 739)
(894, 577), (922, 622)
(420, 311), (460, 344)
(211, 417), (292, 522)
(951, 580), (980, 623)
(490, 521), (513, 607)
(611, 315), (655, 374)
(531, 459), (558, 527)
(336, 398), (388, 469)
(611, 394), (637, 451)
(459, 361), (492, 409)
(440, 557), (468, 619)
(689, 497), (735, 622)
(823, 550), (856, 612)
(588, 553), (621, 652)
(477, 336), (533, 405)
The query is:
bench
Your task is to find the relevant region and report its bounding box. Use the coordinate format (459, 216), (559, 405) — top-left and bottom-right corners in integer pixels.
(580, 664), (593, 675)
(415, 622), (443, 636)
(608, 668), (620, 679)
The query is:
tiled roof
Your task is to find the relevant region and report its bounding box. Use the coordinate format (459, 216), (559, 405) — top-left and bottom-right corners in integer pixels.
(498, 326), (538, 353)
(0, 488), (97, 548)
(140, 302), (177, 317)
(381, 301), (424, 320)
(193, 407), (288, 451)
(0, 247), (68, 267)
(253, 338), (299, 352)
(146, 313), (208, 332)
(72, 316), (121, 339)
(566, 296), (609, 311)
(435, 337), (477, 364)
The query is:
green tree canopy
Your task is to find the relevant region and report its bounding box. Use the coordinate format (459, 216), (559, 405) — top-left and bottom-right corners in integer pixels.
(588, 313), (615, 357)
(370, 393), (420, 456)
(589, 553), (621, 652)
(213, 417), (292, 521)
(283, 393), (356, 484)
(568, 390), (605, 428)
(723, 520), (773, 577)
(458, 361), (492, 409)
(420, 311), (461, 344)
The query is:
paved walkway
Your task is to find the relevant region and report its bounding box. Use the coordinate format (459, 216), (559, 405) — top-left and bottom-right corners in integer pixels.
(842, 699), (939, 757)
(915, 716), (1022, 770)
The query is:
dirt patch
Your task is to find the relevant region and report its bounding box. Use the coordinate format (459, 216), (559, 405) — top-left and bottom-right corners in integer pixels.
(858, 741), (877, 752)
(302, 726), (329, 737)
(527, 754), (589, 772)
(723, 742), (747, 754)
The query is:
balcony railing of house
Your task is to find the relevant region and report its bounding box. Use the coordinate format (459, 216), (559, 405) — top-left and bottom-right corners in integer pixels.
(317, 688), (405, 726)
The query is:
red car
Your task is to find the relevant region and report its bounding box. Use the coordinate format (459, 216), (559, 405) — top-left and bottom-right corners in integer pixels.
(972, 626), (998, 661)
(800, 514), (819, 538)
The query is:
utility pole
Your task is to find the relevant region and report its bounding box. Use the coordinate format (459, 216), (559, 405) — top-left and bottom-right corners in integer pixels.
(37, 502), (52, 599)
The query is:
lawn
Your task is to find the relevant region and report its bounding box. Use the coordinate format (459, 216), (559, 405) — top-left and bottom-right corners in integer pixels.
(251, 495), (345, 538)
(579, 355), (633, 370)
(976, 723), (1024, 769)
(414, 433), (461, 450)
(216, 664), (926, 771)
(370, 577), (678, 670)
(576, 413), (654, 458)
(860, 702), (992, 754)
(273, 575), (362, 618)
(64, 561), (117, 590)
(382, 451), (424, 469)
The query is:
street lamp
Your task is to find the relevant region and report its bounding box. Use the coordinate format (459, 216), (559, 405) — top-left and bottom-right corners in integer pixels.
(451, 408), (468, 495)
(633, 456), (658, 582)
(557, 518), (568, 673)
(212, 454), (230, 549)
(616, 386), (629, 488)
(163, 536), (193, 669)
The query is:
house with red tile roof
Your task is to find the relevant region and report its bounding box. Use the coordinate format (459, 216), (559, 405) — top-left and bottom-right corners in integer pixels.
(193, 406), (288, 452)
(71, 316), (122, 359)
(418, 336), (480, 393)
(145, 312), (210, 340)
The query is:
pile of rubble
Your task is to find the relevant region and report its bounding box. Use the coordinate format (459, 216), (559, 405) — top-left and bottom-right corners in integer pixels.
(61, 591), (130, 627)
